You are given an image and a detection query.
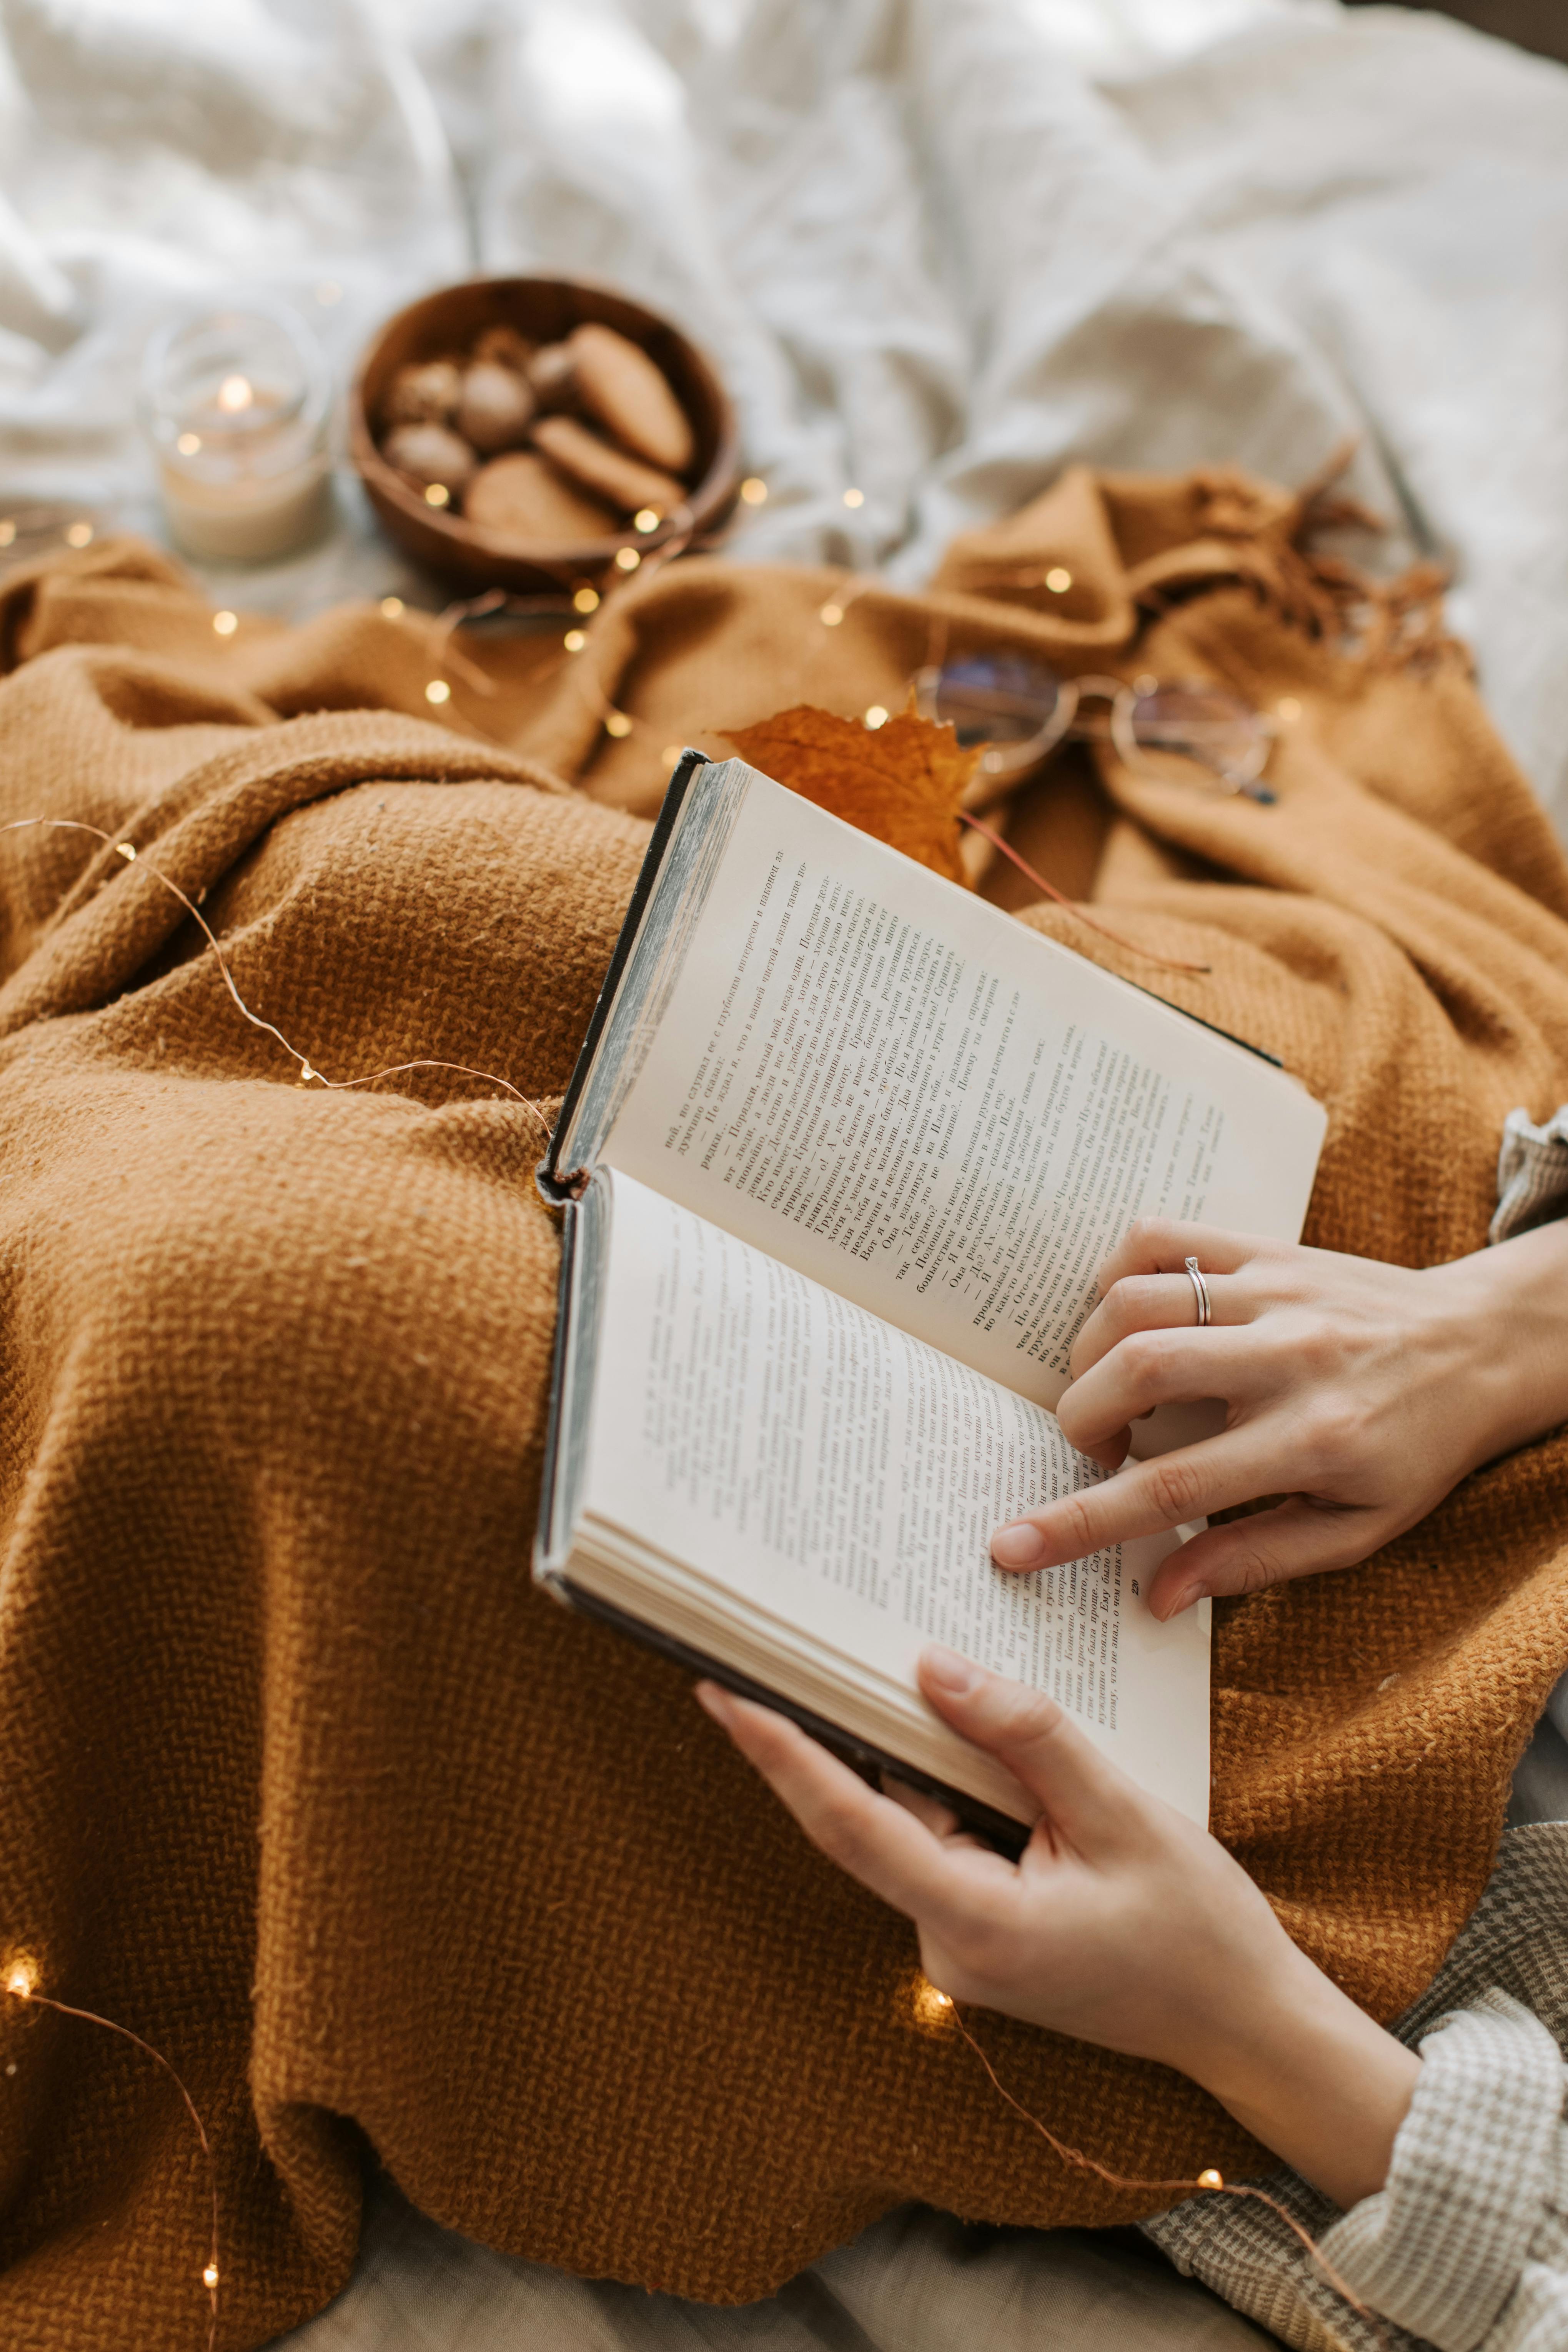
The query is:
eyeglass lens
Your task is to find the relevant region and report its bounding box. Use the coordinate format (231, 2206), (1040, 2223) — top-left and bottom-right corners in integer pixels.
(926, 654), (1064, 749)
(1125, 684), (1270, 789)
(930, 657), (1268, 792)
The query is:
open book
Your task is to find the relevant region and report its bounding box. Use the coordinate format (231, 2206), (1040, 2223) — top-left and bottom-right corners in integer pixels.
(536, 752), (1327, 1838)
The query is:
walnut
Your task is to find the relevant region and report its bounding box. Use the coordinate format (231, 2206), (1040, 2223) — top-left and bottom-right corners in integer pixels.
(526, 342), (579, 409)
(458, 362), (537, 456)
(382, 422), (477, 497)
(384, 360), (462, 426)
(473, 324), (535, 374)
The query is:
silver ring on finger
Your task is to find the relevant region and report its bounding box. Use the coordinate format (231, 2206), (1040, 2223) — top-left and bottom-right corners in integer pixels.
(1183, 1255), (1212, 1328)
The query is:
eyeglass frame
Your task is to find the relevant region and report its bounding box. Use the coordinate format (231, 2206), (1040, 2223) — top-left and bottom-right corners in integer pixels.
(912, 663), (1277, 799)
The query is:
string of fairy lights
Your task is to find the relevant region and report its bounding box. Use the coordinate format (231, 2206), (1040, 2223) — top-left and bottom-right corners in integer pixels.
(0, 475), (1381, 2349)
(0, 1938), (1385, 2352)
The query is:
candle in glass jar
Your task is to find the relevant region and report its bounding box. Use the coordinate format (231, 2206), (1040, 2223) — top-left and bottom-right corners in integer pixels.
(142, 300), (332, 563)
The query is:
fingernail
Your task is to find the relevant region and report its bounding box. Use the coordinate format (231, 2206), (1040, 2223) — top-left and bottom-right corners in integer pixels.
(1157, 1585), (1203, 1621)
(991, 1521), (1047, 1569)
(922, 1645), (977, 1693)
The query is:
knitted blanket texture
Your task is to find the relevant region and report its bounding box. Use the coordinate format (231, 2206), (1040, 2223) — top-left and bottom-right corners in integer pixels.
(1, 468), (1566, 2350)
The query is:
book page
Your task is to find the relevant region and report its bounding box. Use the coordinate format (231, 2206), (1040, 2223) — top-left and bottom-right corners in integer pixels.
(583, 1172), (1209, 1820)
(600, 766), (1326, 1408)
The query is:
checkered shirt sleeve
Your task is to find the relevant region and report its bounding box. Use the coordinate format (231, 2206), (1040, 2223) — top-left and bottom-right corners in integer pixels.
(1319, 1992), (1568, 2350)
(1147, 1992), (1568, 2352)
(1490, 1106), (1568, 1245)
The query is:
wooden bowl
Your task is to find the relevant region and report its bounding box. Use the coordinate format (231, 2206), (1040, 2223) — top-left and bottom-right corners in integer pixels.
(349, 275), (740, 594)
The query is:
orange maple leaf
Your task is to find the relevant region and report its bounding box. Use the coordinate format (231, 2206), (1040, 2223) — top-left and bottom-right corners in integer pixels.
(724, 704), (975, 885)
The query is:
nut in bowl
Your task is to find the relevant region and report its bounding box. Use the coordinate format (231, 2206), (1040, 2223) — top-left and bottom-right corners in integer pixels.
(350, 277), (739, 593)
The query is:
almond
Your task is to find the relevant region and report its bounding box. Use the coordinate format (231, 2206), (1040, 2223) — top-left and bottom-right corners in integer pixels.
(566, 324), (694, 476)
(465, 452), (618, 545)
(530, 416), (684, 519)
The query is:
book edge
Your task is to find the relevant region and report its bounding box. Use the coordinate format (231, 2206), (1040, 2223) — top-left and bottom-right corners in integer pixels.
(553, 1577), (1030, 1857)
(537, 746), (711, 1204)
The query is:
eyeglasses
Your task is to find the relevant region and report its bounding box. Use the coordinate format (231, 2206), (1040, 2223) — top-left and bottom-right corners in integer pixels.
(914, 654), (1277, 803)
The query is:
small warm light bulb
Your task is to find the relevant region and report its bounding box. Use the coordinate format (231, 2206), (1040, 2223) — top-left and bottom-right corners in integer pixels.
(563, 629), (587, 653)
(633, 507), (661, 534)
(65, 522), (93, 549)
(1197, 2167), (1225, 2191)
(116, 842), (137, 861)
(819, 602), (844, 628)
(6, 1962), (34, 1999)
(739, 476), (767, 506)
(216, 375), (253, 414)
(380, 596), (404, 620)
(614, 546), (641, 572)
(1044, 566), (1072, 593)
(864, 704), (889, 729)
(660, 744), (683, 769)
(202, 2262), (220, 2291)
(212, 610), (238, 638)
(1277, 696), (1301, 722)
(910, 1975), (954, 2029)
(297, 1061), (318, 1087)
(842, 487), (865, 509)
(424, 483), (451, 508)
(604, 711), (633, 738)
(177, 433), (202, 457)
(424, 679), (451, 705)
(572, 586), (600, 614)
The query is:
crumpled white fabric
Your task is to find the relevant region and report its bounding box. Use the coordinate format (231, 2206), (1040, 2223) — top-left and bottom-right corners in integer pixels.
(4, 0), (1568, 840)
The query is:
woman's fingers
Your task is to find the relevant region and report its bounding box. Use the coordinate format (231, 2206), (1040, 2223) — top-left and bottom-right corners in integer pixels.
(917, 1647), (1142, 1850)
(990, 1426), (1282, 1570)
(694, 1684), (1009, 1922)
(1091, 1218), (1275, 1298)
(1144, 1496), (1388, 1618)
(1057, 1327), (1258, 1455)
(1070, 1266), (1250, 1382)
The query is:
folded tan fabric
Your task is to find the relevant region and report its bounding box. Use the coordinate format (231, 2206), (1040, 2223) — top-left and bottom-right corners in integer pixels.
(0, 466), (1565, 2351)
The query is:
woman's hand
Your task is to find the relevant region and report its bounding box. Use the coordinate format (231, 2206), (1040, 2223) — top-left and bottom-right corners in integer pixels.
(699, 1651), (1420, 2211)
(990, 1213), (1568, 1619)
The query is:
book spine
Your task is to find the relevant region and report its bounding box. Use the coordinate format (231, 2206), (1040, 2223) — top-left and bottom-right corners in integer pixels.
(536, 748), (710, 1204)
(531, 1194), (580, 1578)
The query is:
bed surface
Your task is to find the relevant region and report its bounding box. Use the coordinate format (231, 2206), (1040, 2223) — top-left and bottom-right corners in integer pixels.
(6, 7), (1568, 2346)
(6, 0), (1568, 841)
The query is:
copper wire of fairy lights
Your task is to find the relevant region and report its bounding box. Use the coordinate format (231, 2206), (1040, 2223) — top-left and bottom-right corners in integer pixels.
(474, 539), (1219, 979)
(955, 809), (1211, 976)
(915, 1990), (1388, 2344)
(0, 818), (553, 2345)
(4, 1959), (221, 2350)
(0, 508), (1359, 2342)
(0, 819), (553, 1138)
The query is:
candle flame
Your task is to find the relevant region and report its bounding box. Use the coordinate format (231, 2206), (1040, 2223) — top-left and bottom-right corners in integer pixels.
(216, 375), (254, 414)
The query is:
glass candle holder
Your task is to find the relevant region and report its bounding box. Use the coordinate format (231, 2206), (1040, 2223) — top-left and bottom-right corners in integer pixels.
(141, 299), (333, 564)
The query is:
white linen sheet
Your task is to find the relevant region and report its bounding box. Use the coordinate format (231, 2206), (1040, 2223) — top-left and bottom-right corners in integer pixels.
(4, 0), (1568, 832)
